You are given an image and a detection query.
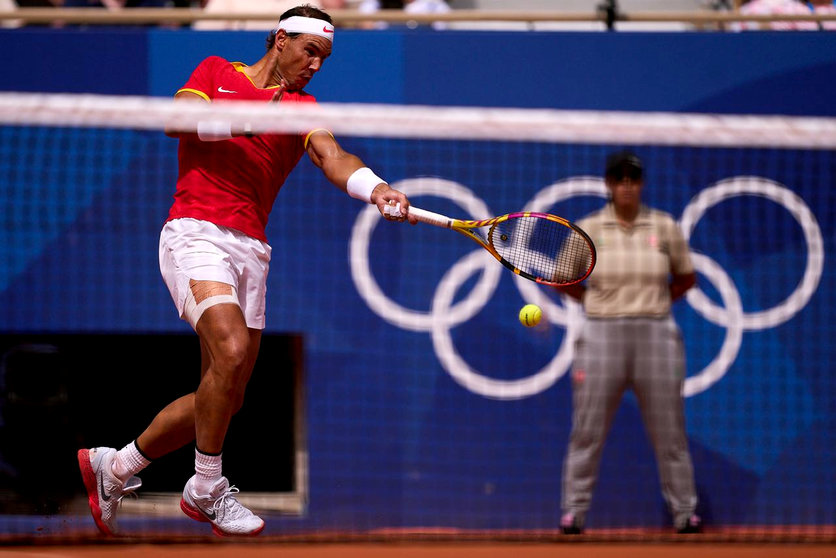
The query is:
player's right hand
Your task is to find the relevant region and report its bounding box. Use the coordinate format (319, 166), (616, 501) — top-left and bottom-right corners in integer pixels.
(271, 80), (287, 103)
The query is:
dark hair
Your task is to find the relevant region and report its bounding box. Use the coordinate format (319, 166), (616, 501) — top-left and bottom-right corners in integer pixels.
(266, 4), (333, 51)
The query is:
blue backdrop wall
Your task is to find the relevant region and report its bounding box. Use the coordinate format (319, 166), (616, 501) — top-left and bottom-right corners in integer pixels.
(1, 28), (834, 534)
(4, 28), (836, 114)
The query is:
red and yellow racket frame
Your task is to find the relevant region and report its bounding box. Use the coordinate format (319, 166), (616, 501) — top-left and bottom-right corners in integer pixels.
(405, 206), (597, 287)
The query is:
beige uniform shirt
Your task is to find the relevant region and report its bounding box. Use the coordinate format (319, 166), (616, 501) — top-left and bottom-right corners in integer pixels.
(578, 203), (693, 318)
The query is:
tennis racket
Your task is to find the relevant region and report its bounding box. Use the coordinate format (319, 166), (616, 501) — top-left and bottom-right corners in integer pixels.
(384, 203), (596, 286)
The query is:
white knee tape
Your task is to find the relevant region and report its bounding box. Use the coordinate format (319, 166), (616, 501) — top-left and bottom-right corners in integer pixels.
(183, 289), (239, 329)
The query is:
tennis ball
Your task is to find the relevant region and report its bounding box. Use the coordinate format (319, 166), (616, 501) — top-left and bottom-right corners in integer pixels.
(519, 304), (542, 327)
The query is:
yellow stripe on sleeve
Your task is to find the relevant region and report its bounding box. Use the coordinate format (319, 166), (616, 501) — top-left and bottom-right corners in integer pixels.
(304, 128), (334, 149)
(176, 88), (211, 102)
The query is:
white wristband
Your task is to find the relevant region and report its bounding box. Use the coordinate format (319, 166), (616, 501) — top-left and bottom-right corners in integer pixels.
(197, 120), (233, 142)
(346, 167), (386, 203)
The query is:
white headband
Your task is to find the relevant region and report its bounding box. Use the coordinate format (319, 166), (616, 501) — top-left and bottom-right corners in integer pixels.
(276, 16), (335, 42)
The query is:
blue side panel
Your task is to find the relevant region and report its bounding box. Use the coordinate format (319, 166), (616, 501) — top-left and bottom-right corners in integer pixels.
(147, 29), (405, 103)
(307, 30), (405, 103)
(402, 31), (836, 114)
(0, 28), (148, 95)
(147, 29), (268, 97)
(3, 28), (835, 115)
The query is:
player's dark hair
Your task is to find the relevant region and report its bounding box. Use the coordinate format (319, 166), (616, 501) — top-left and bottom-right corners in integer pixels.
(266, 4), (333, 51)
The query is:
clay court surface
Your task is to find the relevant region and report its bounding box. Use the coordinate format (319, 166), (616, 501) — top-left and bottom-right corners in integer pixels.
(0, 542), (834, 558)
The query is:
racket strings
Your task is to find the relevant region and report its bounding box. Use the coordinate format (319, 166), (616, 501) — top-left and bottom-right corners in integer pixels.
(490, 217), (593, 284)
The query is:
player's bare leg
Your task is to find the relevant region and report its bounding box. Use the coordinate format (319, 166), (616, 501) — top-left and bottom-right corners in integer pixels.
(192, 301), (260, 454)
(132, 394), (195, 459)
(179, 280), (265, 536)
(135, 281), (255, 459)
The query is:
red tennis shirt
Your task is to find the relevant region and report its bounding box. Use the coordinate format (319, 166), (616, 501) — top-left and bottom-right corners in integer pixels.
(167, 56), (317, 242)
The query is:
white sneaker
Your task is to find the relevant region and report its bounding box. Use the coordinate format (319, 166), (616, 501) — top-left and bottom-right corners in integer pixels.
(180, 475), (265, 537)
(77, 447), (141, 536)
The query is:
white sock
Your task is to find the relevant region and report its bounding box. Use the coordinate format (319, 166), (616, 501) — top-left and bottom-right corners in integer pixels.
(111, 440), (151, 483)
(194, 448), (223, 495)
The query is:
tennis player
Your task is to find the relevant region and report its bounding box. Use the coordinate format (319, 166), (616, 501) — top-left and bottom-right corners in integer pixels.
(77, 4), (416, 537)
(555, 151), (701, 535)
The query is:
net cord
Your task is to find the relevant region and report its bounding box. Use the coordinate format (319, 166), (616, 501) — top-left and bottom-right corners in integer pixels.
(0, 92), (834, 149)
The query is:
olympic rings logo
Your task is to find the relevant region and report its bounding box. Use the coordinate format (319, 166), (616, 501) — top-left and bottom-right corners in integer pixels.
(350, 176), (824, 400)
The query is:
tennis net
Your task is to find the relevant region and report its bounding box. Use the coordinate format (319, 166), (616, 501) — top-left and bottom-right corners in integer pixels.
(0, 92), (834, 544)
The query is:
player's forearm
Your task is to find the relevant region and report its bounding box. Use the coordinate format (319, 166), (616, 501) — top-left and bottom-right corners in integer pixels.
(165, 91), (253, 140)
(321, 153), (365, 190)
(321, 155), (389, 203)
(165, 121), (254, 141)
(306, 133), (391, 204)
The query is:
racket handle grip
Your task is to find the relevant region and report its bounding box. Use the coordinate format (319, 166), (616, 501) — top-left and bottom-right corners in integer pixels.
(407, 205), (453, 229)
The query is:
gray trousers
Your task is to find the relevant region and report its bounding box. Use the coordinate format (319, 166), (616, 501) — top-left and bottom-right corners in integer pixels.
(561, 317), (697, 527)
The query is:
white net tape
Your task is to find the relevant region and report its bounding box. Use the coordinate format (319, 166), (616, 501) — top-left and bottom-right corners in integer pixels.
(0, 91), (835, 149)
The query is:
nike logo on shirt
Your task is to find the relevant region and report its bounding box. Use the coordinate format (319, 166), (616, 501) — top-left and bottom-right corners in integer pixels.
(217, 86), (237, 93)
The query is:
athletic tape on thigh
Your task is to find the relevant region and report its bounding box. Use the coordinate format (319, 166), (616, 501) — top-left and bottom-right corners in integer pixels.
(183, 288), (239, 329)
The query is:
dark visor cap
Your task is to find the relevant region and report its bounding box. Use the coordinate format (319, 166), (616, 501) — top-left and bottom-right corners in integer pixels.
(605, 151), (643, 180)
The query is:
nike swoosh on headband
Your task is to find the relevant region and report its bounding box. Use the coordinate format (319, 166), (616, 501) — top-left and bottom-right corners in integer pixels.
(276, 15), (335, 41)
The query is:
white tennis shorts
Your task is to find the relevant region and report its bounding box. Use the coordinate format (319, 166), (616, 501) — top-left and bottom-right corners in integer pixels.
(159, 217), (272, 330)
